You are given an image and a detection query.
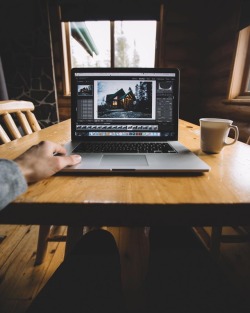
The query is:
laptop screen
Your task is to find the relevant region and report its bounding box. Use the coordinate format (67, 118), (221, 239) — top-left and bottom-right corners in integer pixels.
(71, 68), (179, 142)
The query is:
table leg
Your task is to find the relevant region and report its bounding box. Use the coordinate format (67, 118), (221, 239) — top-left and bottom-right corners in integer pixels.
(210, 226), (222, 260)
(35, 225), (51, 265)
(65, 226), (84, 256)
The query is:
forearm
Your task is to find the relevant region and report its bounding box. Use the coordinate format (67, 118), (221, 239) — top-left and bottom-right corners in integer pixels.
(0, 159), (27, 211)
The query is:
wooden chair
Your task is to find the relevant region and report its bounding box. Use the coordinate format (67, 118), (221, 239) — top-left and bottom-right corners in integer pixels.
(0, 100), (41, 142)
(0, 100), (83, 264)
(194, 135), (250, 260)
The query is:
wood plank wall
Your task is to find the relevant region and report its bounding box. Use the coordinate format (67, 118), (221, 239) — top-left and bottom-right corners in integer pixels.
(158, 0), (203, 123)
(199, 0), (250, 142)
(161, 0), (250, 142)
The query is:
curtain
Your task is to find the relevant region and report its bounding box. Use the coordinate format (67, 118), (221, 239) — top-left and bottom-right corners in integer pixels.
(71, 22), (99, 57)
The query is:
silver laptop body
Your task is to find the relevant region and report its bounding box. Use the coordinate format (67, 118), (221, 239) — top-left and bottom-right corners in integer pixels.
(62, 68), (210, 173)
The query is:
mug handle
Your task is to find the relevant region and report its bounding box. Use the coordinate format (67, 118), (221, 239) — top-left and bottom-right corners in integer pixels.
(224, 125), (239, 146)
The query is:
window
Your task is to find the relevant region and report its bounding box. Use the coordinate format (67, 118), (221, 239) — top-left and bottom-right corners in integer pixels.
(228, 25), (250, 103)
(61, 21), (157, 95)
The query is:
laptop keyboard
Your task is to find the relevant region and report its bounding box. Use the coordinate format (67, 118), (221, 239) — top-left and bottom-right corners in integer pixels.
(73, 142), (177, 153)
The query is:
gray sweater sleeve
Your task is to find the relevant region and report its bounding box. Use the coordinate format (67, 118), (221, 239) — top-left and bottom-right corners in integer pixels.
(0, 159), (28, 211)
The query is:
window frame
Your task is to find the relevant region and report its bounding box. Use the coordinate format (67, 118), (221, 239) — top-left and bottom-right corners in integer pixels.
(227, 25), (250, 104)
(61, 22), (72, 96)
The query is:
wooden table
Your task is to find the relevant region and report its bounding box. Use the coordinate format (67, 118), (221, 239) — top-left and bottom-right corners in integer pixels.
(0, 119), (249, 227)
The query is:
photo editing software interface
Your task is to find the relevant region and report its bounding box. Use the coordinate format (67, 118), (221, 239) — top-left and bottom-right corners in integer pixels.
(73, 72), (178, 139)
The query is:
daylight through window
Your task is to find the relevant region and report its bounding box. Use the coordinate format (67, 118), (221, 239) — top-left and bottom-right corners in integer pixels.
(69, 21), (156, 68)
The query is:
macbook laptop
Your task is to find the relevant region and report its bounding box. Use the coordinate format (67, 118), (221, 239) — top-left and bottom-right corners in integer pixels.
(61, 67), (210, 173)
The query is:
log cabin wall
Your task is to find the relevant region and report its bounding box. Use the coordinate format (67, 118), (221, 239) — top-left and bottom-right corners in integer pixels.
(198, 0), (250, 143)
(160, 0), (249, 142)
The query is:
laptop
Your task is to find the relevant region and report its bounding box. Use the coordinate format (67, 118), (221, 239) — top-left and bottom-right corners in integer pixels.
(61, 67), (210, 173)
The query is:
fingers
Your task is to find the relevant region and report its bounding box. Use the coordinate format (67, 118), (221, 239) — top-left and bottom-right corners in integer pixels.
(69, 154), (82, 164)
(63, 154), (82, 166)
(52, 144), (67, 156)
(35, 141), (81, 169)
(54, 154), (82, 169)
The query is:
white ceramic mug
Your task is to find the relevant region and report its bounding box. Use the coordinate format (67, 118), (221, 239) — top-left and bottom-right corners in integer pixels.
(199, 118), (239, 154)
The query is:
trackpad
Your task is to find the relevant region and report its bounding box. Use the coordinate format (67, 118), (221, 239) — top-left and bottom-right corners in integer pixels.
(101, 155), (148, 166)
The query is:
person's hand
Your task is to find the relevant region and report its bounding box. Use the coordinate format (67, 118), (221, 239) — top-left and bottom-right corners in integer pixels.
(14, 141), (81, 183)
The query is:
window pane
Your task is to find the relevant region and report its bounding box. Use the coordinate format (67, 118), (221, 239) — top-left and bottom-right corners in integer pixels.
(114, 21), (156, 67)
(69, 20), (156, 69)
(70, 21), (111, 68)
